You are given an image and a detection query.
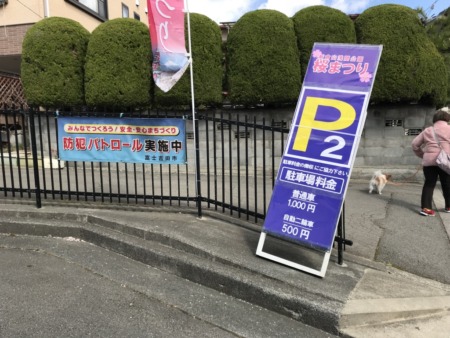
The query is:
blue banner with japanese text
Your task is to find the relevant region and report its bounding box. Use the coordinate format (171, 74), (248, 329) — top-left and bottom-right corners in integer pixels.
(262, 43), (382, 252)
(57, 117), (186, 165)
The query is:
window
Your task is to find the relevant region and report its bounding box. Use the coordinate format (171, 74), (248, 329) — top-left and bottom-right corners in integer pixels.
(134, 12), (140, 21)
(80, 0), (98, 11)
(235, 131), (251, 139)
(122, 4), (129, 18)
(271, 121), (287, 129)
(217, 123), (230, 130)
(385, 119), (403, 127)
(405, 128), (422, 136)
(65, 0), (108, 21)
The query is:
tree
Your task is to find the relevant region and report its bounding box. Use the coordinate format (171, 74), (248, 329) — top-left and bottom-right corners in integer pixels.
(355, 4), (447, 106)
(292, 5), (356, 78)
(21, 17), (90, 108)
(153, 13), (223, 109)
(226, 9), (301, 106)
(84, 18), (152, 110)
(425, 8), (450, 105)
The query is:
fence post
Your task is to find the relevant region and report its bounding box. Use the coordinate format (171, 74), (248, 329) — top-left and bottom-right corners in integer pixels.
(28, 108), (41, 208)
(194, 113), (202, 218)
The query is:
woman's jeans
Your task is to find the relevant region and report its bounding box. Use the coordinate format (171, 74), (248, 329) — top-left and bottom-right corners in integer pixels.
(421, 165), (450, 209)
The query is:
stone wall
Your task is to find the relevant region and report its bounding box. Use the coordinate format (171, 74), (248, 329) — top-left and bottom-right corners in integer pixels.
(187, 105), (438, 181)
(358, 104), (435, 167)
(352, 104), (436, 181)
(29, 104), (442, 181)
(183, 105), (438, 180)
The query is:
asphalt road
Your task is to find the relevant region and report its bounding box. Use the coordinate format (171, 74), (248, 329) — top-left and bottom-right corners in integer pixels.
(0, 235), (337, 338)
(345, 181), (450, 284)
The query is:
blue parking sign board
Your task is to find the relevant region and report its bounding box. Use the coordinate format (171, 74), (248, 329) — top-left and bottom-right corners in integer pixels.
(260, 43), (382, 259)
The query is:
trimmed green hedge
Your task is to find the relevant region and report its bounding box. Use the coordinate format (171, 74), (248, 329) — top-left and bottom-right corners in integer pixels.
(21, 7), (449, 109)
(427, 9), (450, 52)
(226, 9), (301, 106)
(84, 18), (152, 109)
(426, 9), (450, 105)
(292, 6), (356, 77)
(441, 52), (450, 105)
(154, 13), (223, 109)
(21, 17), (90, 108)
(355, 5), (447, 106)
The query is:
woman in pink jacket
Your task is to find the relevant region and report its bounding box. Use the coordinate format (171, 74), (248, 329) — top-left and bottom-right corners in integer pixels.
(412, 109), (450, 216)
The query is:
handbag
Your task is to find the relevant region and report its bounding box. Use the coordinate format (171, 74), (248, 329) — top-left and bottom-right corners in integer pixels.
(432, 127), (450, 174)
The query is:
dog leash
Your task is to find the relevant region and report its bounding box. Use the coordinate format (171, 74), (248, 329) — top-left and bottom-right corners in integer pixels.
(387, 164), (422, 185)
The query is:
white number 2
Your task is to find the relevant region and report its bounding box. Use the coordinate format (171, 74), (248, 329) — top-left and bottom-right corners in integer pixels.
(320, 135), (345, 160)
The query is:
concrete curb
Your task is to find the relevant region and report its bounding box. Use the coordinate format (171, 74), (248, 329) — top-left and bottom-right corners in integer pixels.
(341, 296), (450, 327)
(0, 210), (343, 334)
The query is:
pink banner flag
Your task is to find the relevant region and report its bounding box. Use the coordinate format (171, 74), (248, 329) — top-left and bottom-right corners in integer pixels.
(147, 0), (190, 92)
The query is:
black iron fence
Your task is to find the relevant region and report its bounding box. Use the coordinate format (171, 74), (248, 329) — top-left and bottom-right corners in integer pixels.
(0, 106), (351, 263)
(0, 106), (290, 223)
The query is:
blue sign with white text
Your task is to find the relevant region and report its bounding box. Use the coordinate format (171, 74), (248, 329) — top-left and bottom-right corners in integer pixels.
(262, 43), (382, 251)
(57, 117), (187, 164)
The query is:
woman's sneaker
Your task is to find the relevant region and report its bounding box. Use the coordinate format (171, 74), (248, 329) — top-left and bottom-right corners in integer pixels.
(420, 208), (435, 216)
(445, 208), (450, 213)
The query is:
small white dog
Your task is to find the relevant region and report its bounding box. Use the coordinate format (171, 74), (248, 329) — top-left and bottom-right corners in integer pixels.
(369, 170), (392, 194)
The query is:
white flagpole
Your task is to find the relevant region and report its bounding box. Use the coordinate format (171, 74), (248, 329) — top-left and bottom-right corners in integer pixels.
(185, 1), (195, 118)
(184, 0), (202, 218)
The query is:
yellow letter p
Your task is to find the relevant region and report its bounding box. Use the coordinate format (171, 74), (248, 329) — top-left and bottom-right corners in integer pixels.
(292, 97), (356, 152)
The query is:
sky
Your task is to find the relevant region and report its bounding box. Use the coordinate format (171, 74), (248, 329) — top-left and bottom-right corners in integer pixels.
(187, 0), (449, 24)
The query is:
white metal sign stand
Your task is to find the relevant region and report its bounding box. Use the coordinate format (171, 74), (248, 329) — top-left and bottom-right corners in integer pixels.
(256, 232), (333, 278)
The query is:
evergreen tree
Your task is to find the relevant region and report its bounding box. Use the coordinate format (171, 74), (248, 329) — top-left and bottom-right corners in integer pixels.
(226, 10), (301, 106)
(292, 6), (356, 79)
(84, 18), (152, 110)
(21, 17), (90, 108)
(425, 8), (450, 105)
(355, 4), (447, 106)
